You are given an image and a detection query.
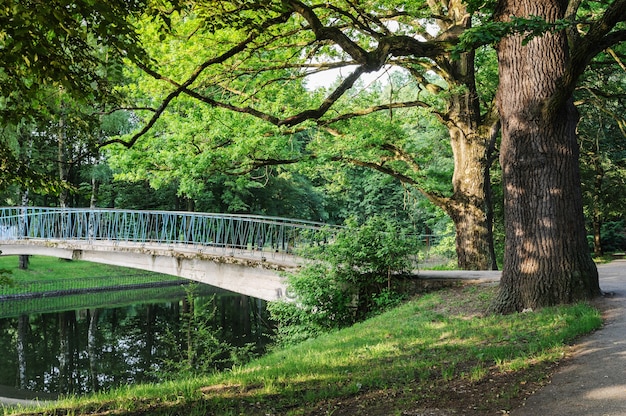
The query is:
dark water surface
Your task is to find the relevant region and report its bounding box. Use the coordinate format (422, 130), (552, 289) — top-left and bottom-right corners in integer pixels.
(0, 283), (272, 398)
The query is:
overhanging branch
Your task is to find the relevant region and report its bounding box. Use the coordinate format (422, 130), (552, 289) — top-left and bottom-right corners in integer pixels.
(320, 100), (435, 125)
(104, 2), (457, 148)
(339, 156), (450, 208)
(100, 11), (292, 148)
(554, 0), (626, 109)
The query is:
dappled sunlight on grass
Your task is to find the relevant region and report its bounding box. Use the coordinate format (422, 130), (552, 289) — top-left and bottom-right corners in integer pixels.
(6, 285), (603, 416)
(206, 287), (601, 397)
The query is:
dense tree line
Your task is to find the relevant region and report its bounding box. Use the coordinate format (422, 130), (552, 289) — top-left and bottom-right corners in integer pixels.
(1, 1), (626, 313)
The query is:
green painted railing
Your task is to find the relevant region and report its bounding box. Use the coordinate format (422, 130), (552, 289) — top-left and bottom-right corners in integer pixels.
(0, 207), (334, 255)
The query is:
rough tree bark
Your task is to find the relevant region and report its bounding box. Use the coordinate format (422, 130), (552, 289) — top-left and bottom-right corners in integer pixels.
(493, 0), (601, 313)
(422, 2), (499, 270)
(444, 49), (498, 270)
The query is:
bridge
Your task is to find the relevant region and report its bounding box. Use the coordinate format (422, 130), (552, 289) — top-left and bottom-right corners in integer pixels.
(0, 207), (335, 301)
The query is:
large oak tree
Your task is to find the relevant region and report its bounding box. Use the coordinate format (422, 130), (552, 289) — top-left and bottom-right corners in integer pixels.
(491, 0), (626, 312)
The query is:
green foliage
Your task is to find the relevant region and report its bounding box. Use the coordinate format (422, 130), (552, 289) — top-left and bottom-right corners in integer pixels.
(370, 288), (406, 311)
(454, 16), (573, 57)
(577, 50), (626, 254)
(464, 0), (497, 14)
(474, 46), (499, 111)
(0, 140), (64, 195)
(0, 268), (14, 287)
(454, 20), (513, 54)
(268, 263), (354, 345)
(599, 221), (626, 253)
(269, 216), (418, 346)
(315, 216), (416, 284)
(426, 221), (457, 260)
(0, 0), (146, 122)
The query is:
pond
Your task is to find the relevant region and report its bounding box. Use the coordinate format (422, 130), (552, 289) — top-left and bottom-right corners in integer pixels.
(0, 282), (273, 399)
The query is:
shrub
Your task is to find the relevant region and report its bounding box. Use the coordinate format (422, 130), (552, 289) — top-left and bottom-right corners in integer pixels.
(269, 216), (417, 346)
(602, 220), (626, 253)
(0, 268), (14, 287)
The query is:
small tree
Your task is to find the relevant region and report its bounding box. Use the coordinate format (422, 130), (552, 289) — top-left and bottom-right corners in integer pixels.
(269, 216), (417, 346)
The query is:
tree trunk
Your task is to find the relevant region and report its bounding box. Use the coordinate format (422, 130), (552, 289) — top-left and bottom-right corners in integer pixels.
(592, 157), (604, 257)
(19, 155), (31, 270)
(442, 41), (498, 271)
(58, 114), (69, 208)
(445, 122), (497, 270)
(19, 178), (30, 270)
(447, 200), (496, 270)
(592, 214), (603, 258)
(493, 0), (600, 313)
(90, 175), (99, 208)
(19, 255), (29, 270)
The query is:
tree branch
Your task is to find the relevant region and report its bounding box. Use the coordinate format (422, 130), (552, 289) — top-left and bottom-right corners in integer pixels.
(323, 3), (387, 39)
(320, 100), (435, 125)
(100, 11), (291, 148)
(607, 47), (626, 71)
(558, 0), (626, 106)
(575, 87), (626, 137)
(280, 65), (367, 126)
(339, 156), (450, 208)
(105, 2), (458, 147)
(576, 86), (626, 100)
(593, 30), (626, 55)
(285, 0), (370, 64)
(94, 106), (156, 116)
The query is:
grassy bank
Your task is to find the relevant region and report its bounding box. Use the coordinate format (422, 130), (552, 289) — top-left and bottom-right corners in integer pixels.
(0, 256), (182, 297)
(4, 284), (602, 416)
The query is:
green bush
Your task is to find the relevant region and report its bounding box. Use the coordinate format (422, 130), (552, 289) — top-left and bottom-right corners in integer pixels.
(602, 220), (626, 253)
(269, 216), (418, 346)
(428, 221), (457, 259)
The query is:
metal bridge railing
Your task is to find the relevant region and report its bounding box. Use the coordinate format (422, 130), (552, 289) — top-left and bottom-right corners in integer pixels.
(0, 207), (336, 257)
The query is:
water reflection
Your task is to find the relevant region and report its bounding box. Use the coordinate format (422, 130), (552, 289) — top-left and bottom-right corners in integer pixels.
(0, 285), (272, 397)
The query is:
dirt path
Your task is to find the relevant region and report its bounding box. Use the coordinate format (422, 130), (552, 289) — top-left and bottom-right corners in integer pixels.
(512, 260), (626, 415)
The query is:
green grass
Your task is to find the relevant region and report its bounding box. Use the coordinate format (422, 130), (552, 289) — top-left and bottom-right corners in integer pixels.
(3, 284), (603, 416)
(0, 256), (182, 297)
(593, 253), (622, 264)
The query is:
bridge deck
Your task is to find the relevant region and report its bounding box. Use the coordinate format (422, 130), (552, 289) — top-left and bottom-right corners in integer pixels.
(0, 207), (447, 300)
(0, 207), (328, 300)
(0, 239), (305, 301)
